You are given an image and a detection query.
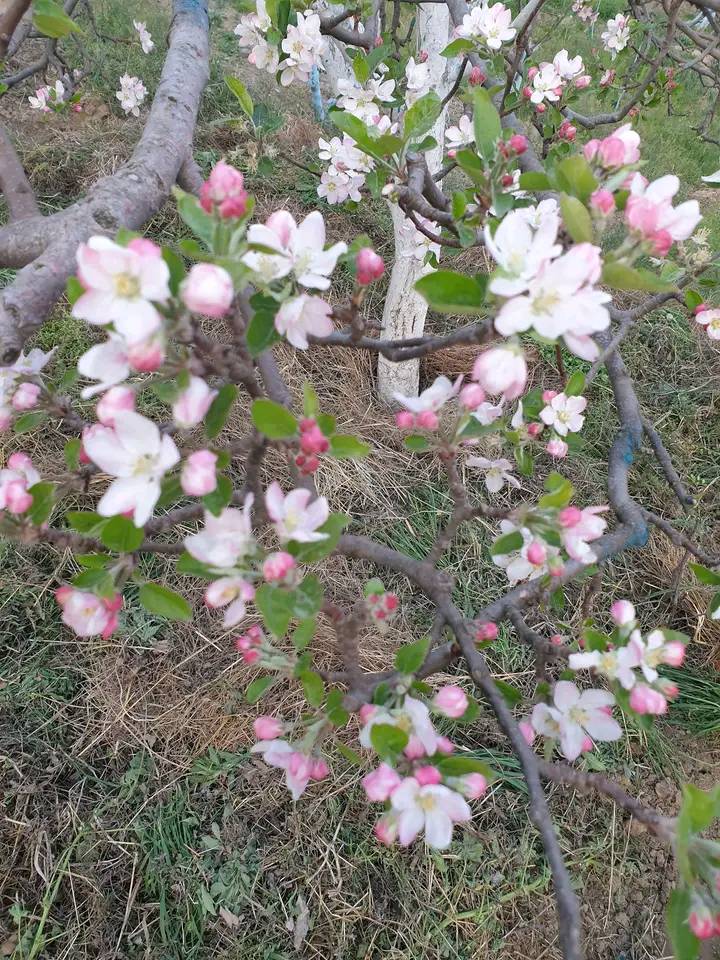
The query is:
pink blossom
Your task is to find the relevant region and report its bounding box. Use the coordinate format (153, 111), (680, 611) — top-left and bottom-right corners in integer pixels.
(663, 641), (686, 667)
(362, 763), (402, 801)
(531, 681), (621, 761)
(390, 777), (471, 848)
(126, 334), (166, 372)
(558, 506), (582, 528)
(404, 735), (427, 760)
(468, 66), (485, 85)
(415, 765), (442, 786)
(181, 449), (218, 496)
(526, 541), (546, 566)
(356, 248), (385, 284)
(374, 816), (398, 845)
(591, 189), (615, 215)
(310, 758), (330, 780)
(263, 551), (296, 582)
(395, 411), (414, 429)
(574, 74), (591, 88)
(459, 383), (486, 409)
(265, 481), (329, 543)
(436, 736), (455, 754)
(625, 174), (702, 251)
(359, 695), (440, 757)
(476, 622), (498, 641)
(472, 345), (527, 399)
(459, 773), (488, 799)
(275, 294), (334, 349)
(546, 438), (568, 458)
(689, 905), (717, 940)
(96, 386), (135, 425)
(540, 393), (587, 436)
(181, 264), (234, 318)
(560, 505), (608, 563)
(416, 410), (439, 430)
(184, 500), (255, 568)
(359, 704), (376, 724)
(628, 684), (667, 715)
(12, 382), (40, 411)
(172, 376), (218, 429)
(610, 599), (635, 626)
(394, 375), (462, 415)
(0, 452), (40, 514)
(433, 685), (469, 718)
(250, 739), (316, 800)
(56, 586), (121, 638)
(254, 715), (284, 740)
(199, 161), (248, 219)
(695, 307), (720, 340)
(509, 133), (528, 154)
(205, 576), (255, 627)
(299, 418), (329, 455)
(518, 720), (535, 745)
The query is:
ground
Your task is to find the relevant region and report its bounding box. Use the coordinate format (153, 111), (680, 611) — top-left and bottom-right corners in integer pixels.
(1, 1), (720, 958)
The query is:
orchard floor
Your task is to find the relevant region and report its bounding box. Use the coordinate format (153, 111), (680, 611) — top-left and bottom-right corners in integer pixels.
(1, 1), (720, 958)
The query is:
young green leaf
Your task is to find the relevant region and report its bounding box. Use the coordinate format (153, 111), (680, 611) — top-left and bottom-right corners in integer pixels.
(370, 723), (409, 758)
(472, 88), (502, 161)
(560, 193), (593, 243)
(225, 75), (254, 119)
(328, 435), (370, 459)
(100, 516), (144, 553)
(491, 530), (524, 555)
(246, 676), (277, 704)
(205, 384), (238, 439)
(395, 637), (430, 674)
(415, 270), (487, 313)
(251, 398), (298, 439)
(138, 583), (192, 621)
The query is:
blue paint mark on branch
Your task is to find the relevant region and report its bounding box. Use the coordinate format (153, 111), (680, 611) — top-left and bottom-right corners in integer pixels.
(309, 66), (325, 122)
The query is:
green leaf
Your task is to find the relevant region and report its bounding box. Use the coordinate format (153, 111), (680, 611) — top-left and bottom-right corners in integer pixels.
(26, 482), (55, 525)
(173, 187), (215, 246)
(352, 52), (370, 85)
(65, 276), (84, 306)
(156, 474), (183, 509)
(255, 584), (295, 636)
(434, 756), (495, 780)
(565, 370), (585, 397)
(225, 76), (254, 119)
(709, 592), (720, 620)
(403, 91), (442, 142)
(292, 617), (316, 650)
(317, 413), (336, 436)
(72, 569), (115, 596)
(162, 247), (186, 296)
(518, 171), (552, 191)
(138, 583), (192, 621)
(336, 742), (364, 765)
(328, 435), (370, 459)
(684, 289), (704, 312)
(293, 575), (323, 620)
(289, 513), (349, 563)
(493, 678), (523, 707)
(302, 381), (319, 418)
(176, 552), (216, 578)
(415, 270), (487, 314)
(472, 88), (501, 162)
(515, 444), (533, 477)
(205, 384), (238, 439)
(689, 562), (720, 586)
(300, 670), (325, 708)
(666, 888), (699, 960)
(395, 637), (430, 674)
(246, 676), (277, 704)
(201, 474), (233, 517)
(560, 193), (593, 243)
(251, 398), (297, 439)
(680, 783), (720, 832)
(491, 530), (523, 556)
(326, 688), (349, 726)
(67, 511), (106, 535)
(538, 472), (574, 509)
(246, 308), (280, 356)
(329, 108), (402, 159)
(64, 437), (82, 471)
(582, 628), (610, 652)
(441, 37), (476, 57)
(602, 261), (676, 293)
(33, 0), (82, 37)
(14, 411), (46, 434)
(404, 434), (432, 452)
(370, 723), (409, 758)
(100, 516), (144, 553)
(555, 155), (597, 203)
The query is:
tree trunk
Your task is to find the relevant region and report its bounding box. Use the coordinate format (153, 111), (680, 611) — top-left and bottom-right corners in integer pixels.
(376, 1), (450, 403)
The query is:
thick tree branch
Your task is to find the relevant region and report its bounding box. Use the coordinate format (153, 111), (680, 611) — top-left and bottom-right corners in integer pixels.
(0, 124), (39, 220)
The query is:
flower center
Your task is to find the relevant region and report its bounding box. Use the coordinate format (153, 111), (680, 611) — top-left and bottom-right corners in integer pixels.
(417, 792), (438, 812)
(531, 289), (561, 315)
(115, 273), (141, 299)
(133, 453), (156, 475)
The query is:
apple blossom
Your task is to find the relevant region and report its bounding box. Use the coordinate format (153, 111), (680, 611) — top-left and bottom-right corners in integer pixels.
(445, 115), (474, 152)
(172, 376), (218, 429)
(77, 337), (130, 399)
(389, 776), (471, 849)
(689, 903), (717, 940)
(591, 189), (616, 215)
(457, 773), (488, 799)
(317, 168), (364, 204)
(56, 586), (122, 639)
(540, 393), (587, 436)
(362, 763), (402, 801)
(184, 499), (255, 569)
(12, 382), (40, 410)
(0, 452), (40, 514)
(263, 551), (296, 583)
(468, 66), (485, 85)
(181, 450), (218, 496)
(629, 684), (668, 716)
(695, 308), (720, 339)
(359, 695), (440, 757)
(199, 161), (248, 219)
(251, 739), (321, 800)
(96, 385), (135, 425)
(278, 12), (326, 86)
(553, 49), (584, 81)
(455, 2), (516, 50)
(275, 294), (334, 349)
(546, 438), (568, 458)
(180, 264), (234, 318)
(492, 520), (560, 586)
(404, 57), (431, 107)
(393, 375), (462, 416)
(569, 645), (640, 690)
(265, 481), (329, 542)
(471, 345), (528, 399)
(625, 175), (702, 254)
(116, 74), (147, 116)
(531, 63), (563, 104)
(476, 622), (498, 642)
(485, 207), (561, 297)
(559, 505), (608, 563)
(374, 815), (398, 845)
(601, 14), (631, 57)
(254, 715), (284, 740)
(629, 629), (686, 685)
(531, 681), (621, 761)
(356, 248), (385, 284)
(73, 236), (170, 344)
(244, 210), (347, 290)
(205, 576), (255, 627)
(433, 685), (469, 718)
(133, 20), (154, 53)
(127, 333), (166, 373)
(414, 765), (442, 786)
(611, 599), (636, 626)
(465, 456), (520, 494)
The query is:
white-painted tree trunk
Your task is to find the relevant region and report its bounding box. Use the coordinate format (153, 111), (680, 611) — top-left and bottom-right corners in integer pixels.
(377, 2), (451, 403)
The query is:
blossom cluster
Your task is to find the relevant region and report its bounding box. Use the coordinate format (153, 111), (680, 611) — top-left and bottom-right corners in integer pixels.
(235, 0), (326, 86)
(523, 50), (590, 107)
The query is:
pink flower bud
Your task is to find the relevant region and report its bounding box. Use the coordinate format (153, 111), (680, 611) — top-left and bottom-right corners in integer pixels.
(536, 103), (546, 114)
(527, 422), (543, 438)
(414, 765), (442, 786)
(127, 237), (162, 258)
(509, 133), (528, 154)
(418, 50), (428, 63)
(527, 66), (538, 80)
(662, 641), (686, 667)
(310, 758), (330, 780)
(651, 229), (673, 257)
(96, 386), (135, 426)
(356, 247), (385, 285)
(373, 816), (398, 845)
(558, 506), (582, 528)
(581, 735), (594, 753)
(459, 383), (486, 410)
(416, 410), (439, 430)
(12, 382), (40, 411)
(384, 593), (398, 611)
(583, 139), (600, 163)
(689, 908), (716, 940)
(263, 551), (296, 583)
(468, 66), (485, 86)
(518, 720), (535, 745)
(5, 481), (32, 513)
(403, 735), (426, 760)
(590, 189), (615, 216)
(522, 85), (532, 99)
(181, 263), (234, 318)
(461, 773), (488, 799)
(542, 389), (558, 403)
(473, 345), (527, 400)
(181, 449), (217, 496)
(199, 161), (248, 219)
(300, 424), (329, 455)
(127, 335), (165, 372)
(629, 684), (667, 716)
(694, 303), (709, 315)
(476, 622), (498, 642)
(546, 438), (568, 459)
(610, 599), (635, 626)
(598, 137), (625, 168)
(526, 541), (547, 566)
(447, 148), (457, 159)
(363, 763), (402, 801)
(242, 647), (261, 664)
(660, 680), (679, 700)
(433, 685), (469, 719)
(359, 703), (377, 724)
(253, 715), (283, 740)
(550, 634), (565, 646)
(549, 561), (565, 578)
(395, 411), (415, 430)
(295, 452), (320, 475)
(0, 410), (11, 431)
(436, 735), (455, 754)
(574, 74), (591, 89)
(501, 174), (515, 188)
